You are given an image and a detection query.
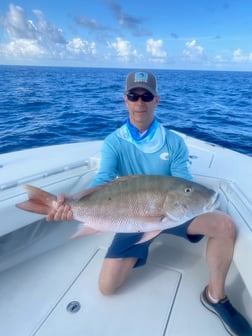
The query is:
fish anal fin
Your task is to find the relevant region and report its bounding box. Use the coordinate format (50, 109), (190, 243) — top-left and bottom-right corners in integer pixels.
(70, 224), (100, 240)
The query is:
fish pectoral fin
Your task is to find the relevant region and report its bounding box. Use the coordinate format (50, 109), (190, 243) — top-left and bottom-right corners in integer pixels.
(70, 224), (100, 240)
(135, 230), (162, 244)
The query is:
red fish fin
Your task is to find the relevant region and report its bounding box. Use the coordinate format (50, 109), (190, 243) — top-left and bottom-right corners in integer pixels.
(135, 230), (162, 244)
(70, 224), (100, 240)
(16, 184), (57, 215)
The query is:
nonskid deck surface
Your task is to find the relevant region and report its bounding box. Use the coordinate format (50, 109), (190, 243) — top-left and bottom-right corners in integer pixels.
(0, 229), (251, 336)
(0, 136), (252, 335)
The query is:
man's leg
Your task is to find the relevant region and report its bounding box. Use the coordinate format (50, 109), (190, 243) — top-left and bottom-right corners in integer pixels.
(188, 211), (252, 335)
(99, 211), (236, 297)
(99, 257), (138, 295)
(99, 232), (151, 295)
(187, 211), (236, 299)
(99, 211), (236, 296)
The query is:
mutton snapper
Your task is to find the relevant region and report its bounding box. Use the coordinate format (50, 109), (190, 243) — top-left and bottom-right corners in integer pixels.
(16, 175), (220, 243)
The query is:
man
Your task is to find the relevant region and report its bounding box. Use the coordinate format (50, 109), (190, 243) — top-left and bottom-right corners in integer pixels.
(48, 70), (252, 336)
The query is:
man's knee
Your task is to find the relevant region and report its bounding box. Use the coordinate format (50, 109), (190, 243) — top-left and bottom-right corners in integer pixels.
(98, 257), (137, 295)
(99, 282), (114, 296)
(98, 263), (119, 296)
(99, 279), (117, 296)
(217, 214), (236, 239)
(188, 211), (236, 239)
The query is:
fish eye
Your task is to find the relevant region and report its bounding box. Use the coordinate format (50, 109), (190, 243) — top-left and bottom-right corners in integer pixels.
(184, 187), (192, 193)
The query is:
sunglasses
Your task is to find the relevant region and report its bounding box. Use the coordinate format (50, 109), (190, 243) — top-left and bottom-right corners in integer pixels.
(126, 92), (155, 102)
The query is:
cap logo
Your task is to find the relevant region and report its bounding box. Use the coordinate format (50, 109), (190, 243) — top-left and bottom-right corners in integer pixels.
(134, 72), (148, 83)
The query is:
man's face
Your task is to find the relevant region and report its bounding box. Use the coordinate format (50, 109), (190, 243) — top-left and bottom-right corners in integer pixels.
(124, 88), (160, 130)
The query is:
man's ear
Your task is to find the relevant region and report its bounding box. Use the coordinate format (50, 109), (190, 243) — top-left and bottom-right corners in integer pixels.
(154, 95), (160, 106)
(124, 95), (128, 106)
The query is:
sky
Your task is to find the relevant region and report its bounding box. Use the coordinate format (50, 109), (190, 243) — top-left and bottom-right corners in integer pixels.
(0, 0), (252, 71)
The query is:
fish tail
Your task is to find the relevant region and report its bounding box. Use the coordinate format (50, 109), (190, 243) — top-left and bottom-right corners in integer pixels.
(16, 184), (57, 215)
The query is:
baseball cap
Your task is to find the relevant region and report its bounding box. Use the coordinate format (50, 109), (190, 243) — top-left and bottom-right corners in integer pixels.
(125, 70), (158, 96)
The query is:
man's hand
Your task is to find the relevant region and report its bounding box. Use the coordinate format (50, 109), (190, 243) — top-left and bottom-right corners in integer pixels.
(46, 193), (73, 221)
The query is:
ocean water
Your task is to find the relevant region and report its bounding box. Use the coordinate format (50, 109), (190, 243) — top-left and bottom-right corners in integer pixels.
(0, 65), (251, 156)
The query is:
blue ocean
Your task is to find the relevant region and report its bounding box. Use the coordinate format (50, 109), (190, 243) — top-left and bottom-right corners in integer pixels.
(0, 65), (251, 156)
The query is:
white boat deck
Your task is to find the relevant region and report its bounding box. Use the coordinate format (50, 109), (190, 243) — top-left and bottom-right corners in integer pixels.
(0, 225), (251, 336)
(0, 134), (251, 335)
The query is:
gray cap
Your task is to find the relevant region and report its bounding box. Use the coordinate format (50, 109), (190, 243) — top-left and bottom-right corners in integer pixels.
(125, 70), (158, 96)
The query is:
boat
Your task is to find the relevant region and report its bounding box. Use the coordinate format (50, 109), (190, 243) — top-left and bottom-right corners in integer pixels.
(0, 131), (251, 336)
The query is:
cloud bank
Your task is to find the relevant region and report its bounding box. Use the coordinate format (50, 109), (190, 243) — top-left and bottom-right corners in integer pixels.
(0, 3), (252, 70)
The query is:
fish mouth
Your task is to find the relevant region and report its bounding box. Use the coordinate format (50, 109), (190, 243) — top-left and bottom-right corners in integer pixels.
(205, 192), (220, 211)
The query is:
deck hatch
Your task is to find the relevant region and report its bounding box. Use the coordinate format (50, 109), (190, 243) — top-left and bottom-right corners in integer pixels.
(34, 249), (181, 336)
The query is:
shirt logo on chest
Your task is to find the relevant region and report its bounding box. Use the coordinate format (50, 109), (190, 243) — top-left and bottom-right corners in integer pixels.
(160, 152), (169, 160)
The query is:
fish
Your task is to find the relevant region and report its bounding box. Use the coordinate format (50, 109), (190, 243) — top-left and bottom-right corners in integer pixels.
(16, 174), (220, 243)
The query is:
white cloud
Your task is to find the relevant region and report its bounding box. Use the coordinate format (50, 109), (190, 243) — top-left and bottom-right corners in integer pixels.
(0, 4), (100, 64)
(67, 38), (96, 55)
(146, 38), (167, 58)
(107, 37), (138, 59)
(1, 4), (37, 40)
(1, 4), (65, 44)
(233, 48), (246, 62)
(1, 4), (251, 70)
(0, 4), (67, 62)
(2, 39), (46, 58)
(183, 40), (204, 61)
(215, 55), (226, 63)
(32, 9), (66, 44)
(233, 48), (252, 63)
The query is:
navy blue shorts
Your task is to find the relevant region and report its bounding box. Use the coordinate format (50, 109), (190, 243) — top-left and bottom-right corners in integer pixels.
(105, 219), (204, 268)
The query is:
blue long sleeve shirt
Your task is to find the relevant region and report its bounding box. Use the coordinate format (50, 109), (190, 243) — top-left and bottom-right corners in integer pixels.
(90, 120), (192, 187)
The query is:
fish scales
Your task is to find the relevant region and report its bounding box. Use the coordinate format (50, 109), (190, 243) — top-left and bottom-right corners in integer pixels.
(70, 175), (168, 230)
(16, 175), (219, 242)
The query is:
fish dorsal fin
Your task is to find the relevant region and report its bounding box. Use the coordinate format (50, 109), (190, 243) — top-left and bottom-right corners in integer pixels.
(113, 175), (142, 183)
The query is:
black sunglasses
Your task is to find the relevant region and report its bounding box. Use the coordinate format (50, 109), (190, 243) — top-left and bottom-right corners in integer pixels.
(126, 92), (155, 102)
